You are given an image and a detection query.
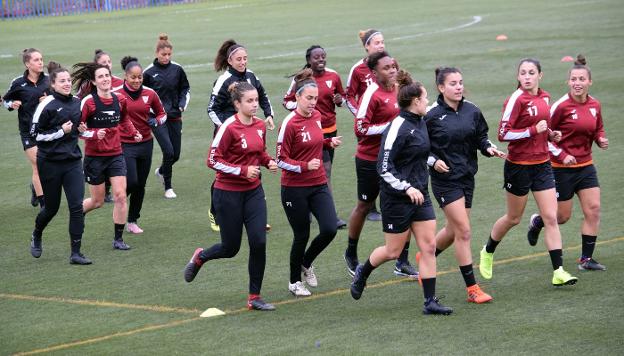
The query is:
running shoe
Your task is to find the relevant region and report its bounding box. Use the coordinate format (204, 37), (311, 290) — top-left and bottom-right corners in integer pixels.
(423, 296), (453, 315)
(479, 246), (494, 280)
(337, 219), (347, 229)
(247, 297), (275, 311)
(126, 222), (144, 234)
(288, 281), (311, 297)
(69, 253), (92, 265)
(466, 284), (493, 304)
(552, 266), (578, 286)
(30, 234), (42, 258)
(344, 251), (358, 277)
(350, 264), (367, 300)
(577, 257), (606, 271)
(394, 260), (419, 279)
(164, 189), (177, 199)
(527, 213), (543, 246)
(366, 208), (382, 222)
(112, 239), (131, 250)
(302, 265), (318, 287)
(184, 248), (204, 283)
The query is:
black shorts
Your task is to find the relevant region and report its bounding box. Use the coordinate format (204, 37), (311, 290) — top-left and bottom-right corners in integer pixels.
(503, 160), (555, 196)
(355, 157), (379, 202)
(431, 177), (475, 209)
(20, 132), (36, 150)
(380, 190), (435, 233)
(554, 164), (600, 201)
(83, 154), (127, 185)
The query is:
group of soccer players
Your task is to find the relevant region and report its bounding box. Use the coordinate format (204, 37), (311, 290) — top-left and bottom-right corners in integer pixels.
(3, 29), (608, 314)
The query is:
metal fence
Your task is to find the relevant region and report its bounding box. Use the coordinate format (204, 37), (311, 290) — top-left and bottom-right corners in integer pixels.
(1, 0), (198, 19)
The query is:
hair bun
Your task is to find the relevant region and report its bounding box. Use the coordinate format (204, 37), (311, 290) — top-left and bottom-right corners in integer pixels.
(396, 69), (413, 88)
(574, 54), (587, 66)
(47, 61), (62, 74)
(159, 33), (169, 41)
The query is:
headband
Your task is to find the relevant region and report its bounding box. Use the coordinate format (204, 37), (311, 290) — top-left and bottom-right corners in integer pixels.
(227, 45), (245, 59)
(296, 82), (317, 95)
(364, 31), (382, 46)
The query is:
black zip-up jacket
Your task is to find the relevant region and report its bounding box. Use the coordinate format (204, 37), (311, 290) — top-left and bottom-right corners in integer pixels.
(207, 67), (274, 126)
(378, 110), (430, 199)
(143, 59), (190, 121)
(31, 91), (82, 161)
(425, 94), (494, 182)
(2, 71), (50, 134)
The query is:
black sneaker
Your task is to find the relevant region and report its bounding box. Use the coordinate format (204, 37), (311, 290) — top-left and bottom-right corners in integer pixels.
(30, 234), (42, 258)
(112, 239), (131, 250)
(70, 253), (93, 265)
(184, 248), (204, 283)
(247, 297), (275, 311)
(578, 257), (606, 271)
(350, 264), (367, 300)
(527, 213), (542, 246)
(394, 261), (419, 278)
(104, 192), (113, 203)
(423, 297), (453, 315)
(30, 183), (38, 207)
(344, 251), (358, 277)
(337, 219), (347, 230)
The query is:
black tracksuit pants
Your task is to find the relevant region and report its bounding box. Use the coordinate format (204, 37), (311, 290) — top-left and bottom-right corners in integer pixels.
(123, 140), (153, 223)
(153, 120), (182, 190)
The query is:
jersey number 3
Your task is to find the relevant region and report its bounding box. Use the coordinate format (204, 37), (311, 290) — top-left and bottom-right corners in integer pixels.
(241, 138), (248, 149)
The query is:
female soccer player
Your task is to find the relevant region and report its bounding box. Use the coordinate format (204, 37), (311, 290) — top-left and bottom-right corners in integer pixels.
(2, 48), (50, 208)
(143, 33), (191, 199)
(527, 55), (608, 271)
(277, 68), (343, 297)
(345, 29), (387, 222)
(424, 67), (505, 303)
(350, 70), (452, 315)
(184, 82), (278, 311)
(73, 62), (141, 250)
(206, 39), (275, 231)
(283, 45), (347, 228)
(114, 56), (167, 234)
(344, 51), (417, 279)
(29, 63), (90, 264)
(479, 58), (578, 286)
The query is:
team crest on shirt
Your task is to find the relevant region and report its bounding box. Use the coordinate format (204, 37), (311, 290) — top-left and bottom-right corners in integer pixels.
(325, 80), (333, 89)
(257, 129), (263, 138)
(142, 96), (149, 104)
(590, 108), (597, 118)
(316, 120), (322, 129)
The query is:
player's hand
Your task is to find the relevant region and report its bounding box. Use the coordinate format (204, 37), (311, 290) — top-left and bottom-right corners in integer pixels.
(487, 146), (507, 159)
(267, 160), (278, 173)
(11, 100), (22, 110)
(406, 187), (424, 205)
(97, 129), (107, 140)
(307, 158), (321, 170)
(330, 136), (342, 148)
(78, 122), (87, 133)
(134, 132), (143, 142)
(597, 137), (609, 150)
(333, 93), (343, 105)
(535, 120), (548, 134)
(434, 159), (450, 173)
(264, 116), (275, 130)
(61, 121), (73, 134)
(247, 165), (260, 179)
(563, 155), (577, 166)
(549, 129), (562, 142)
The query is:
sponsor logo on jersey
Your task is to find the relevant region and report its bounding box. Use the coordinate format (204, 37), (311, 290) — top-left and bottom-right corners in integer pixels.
(152, 73), (159, 78)
(57, 107), (63, 112)
(439, 114), (447, 121)
(102, 111), (116, 116)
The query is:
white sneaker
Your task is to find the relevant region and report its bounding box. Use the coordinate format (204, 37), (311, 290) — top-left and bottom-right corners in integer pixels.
(302, 265), (318, 287)
(288, 281), (311, 297)
(154, 168), (164, 186)
(164, 189), (177, 199)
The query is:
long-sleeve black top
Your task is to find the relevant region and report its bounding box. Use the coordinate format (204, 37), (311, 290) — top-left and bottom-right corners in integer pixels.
(31, 91), (82, 161)
(143, 59), (190, 121)
(378, 110), (430, 198)
(3, 71), (50, 134)
(425, 94), (494, 182)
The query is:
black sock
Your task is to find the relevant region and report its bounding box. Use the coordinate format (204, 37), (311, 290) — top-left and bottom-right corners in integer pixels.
(37, 195), (45, 208)
(361, 258), (376, 279)
(114, 223), (125, 241)
(397, 241), (410, 263)
(581, 234), (597, 259)
(435, 248), (443, 257)
(548, 249), (563, 270)
(534, 215), (544, 228)
(32, 228), (42, 240)
(346, 237), (359, 257)
(485, 236), (500, 253)
(70, 234), (82, 254)
(422, 277), (436, 300)
(459, 264), (476, 287)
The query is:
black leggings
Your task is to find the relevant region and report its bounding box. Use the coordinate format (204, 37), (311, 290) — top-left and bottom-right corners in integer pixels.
(199, 185), (267, 295)
(123, 140), (153, 223)
(153, 120), (182, 190)
(35, 158), (84, 242)
(282, 184), (338, 283)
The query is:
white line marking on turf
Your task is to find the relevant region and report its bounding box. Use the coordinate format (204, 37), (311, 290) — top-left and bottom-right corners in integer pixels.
(258, 15), (483, 60)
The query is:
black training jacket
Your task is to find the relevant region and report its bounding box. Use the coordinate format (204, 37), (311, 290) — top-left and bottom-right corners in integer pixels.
(2, 71), (50, 134)
(378, 110), (431, 198)
(207, 67), (274, 126)
(143, 59), (190, 120)
(425, 94), (494, 182)
(31, 91), (82, 161)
